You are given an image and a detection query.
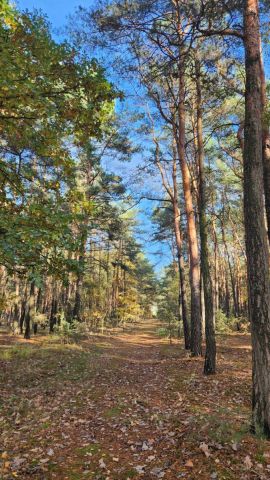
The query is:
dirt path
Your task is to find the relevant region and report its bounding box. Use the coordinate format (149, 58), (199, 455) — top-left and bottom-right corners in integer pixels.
(0, 320), (269, 479)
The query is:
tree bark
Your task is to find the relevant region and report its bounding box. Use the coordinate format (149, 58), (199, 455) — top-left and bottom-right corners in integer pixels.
(175, 59), (202, 356)
(154, 133), (191, 349)
(221, 219), (239, 318)
(24, 281), (35, 339)
(259, 37), (270, 242)
(73, 234), (87, 322)
(195, 59), (216, 374)
(243, 0), (270, 437)
(19, 300), (26, 335)
(73, 278), (82, 321)
(49, 295), (58, 333)
(212, 221), (219, 324)
(172, 178), (191, 349)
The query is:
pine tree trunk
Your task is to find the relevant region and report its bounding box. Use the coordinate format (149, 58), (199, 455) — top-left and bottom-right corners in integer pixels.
(243, 0), (270, 437)
(73, 235), (87, 322)
(222, 223), (239, 318)
(175, 59), (201, 356)
(225, 274), (230, 318)
(24, 281), (35, 339)
(24, 308), (31, 339)
(173, 202), (191, 349)
(171, 146), (191, 349)
(73, 280), (82, 321)
(259, 40), (270, 242)
(19, 300), (26, 334)
(212, 222), (219, 323)
(195, 60), (216, 374)
(49, 296), (58, 333)
(20, 282), (28, 334)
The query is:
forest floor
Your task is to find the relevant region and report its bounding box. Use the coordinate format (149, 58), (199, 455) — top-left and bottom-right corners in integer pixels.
(0, 320), (270, 480)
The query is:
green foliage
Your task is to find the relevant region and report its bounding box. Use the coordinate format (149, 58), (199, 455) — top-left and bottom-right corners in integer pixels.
(157, 264), (181, 324)
(157, 323), (179, 338)
(33, 312), (47, 327)
(0, 3), (117, 280)
(215, 310), (231, 333)
(215, 310), (248, 334)
(155, 263), (185, 340)
(54, 318), (83, 344)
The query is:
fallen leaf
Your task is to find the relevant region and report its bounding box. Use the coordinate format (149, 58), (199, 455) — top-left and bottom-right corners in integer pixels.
(12, 457), (25, 469)
(135, 465), (145, 474)
(151, 466), (165, 478)
(142, 441), (149, 451)
(99, 458), (106, 469)
(244, 455), (252, 470)
(200, 442), (210, 457)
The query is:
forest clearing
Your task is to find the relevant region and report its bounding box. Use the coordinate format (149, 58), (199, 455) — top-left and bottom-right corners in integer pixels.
(1, 0), (270, 479)
(1, 320), (269, 480)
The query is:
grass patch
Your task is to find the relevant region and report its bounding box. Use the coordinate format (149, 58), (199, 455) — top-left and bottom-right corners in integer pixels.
(39, 421), (51, 429)
(114, 468), (137, 479)
(0, 344), (36, 360)
(76, 443), (100, 456)
(197, 411), (249, 445)
(68, 472), (85, 480)
(254, 440), (267, 464)
(215, 468), (235, 480)
(104, 405), (125, 418)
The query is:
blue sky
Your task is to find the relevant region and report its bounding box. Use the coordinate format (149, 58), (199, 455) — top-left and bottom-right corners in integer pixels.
(18, 0), (90, 27)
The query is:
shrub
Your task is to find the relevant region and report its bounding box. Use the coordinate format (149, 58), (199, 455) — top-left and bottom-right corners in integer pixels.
(215, 310), (248, 333)
(55, 318), (82, 344)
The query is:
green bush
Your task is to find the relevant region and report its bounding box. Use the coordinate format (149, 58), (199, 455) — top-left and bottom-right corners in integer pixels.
(215, 310), (248, 333)
(55, 318), (83, 344)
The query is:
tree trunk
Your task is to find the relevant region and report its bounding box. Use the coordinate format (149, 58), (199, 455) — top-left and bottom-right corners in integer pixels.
(221, 221), (239, 318)
(49, 296), (58, 333)
(19, 300), (26, 334)
(243, 0), (270, 437)
(73, 275), (82, 321)
(36, 287), (42, 312)
(13, 277), (20, 325)
(24, 281), (35, 339)
(24, 308), (31, 339)
(173, 201), (190, 349)
(225, 274), (230, 318)
(73, 234), (87, 322)
(212, 222), (219, 324)
(171, 146), (191, 349)
(195, 59), (216, 374)
(175, 58), (201, 356)
(259, 38), (270, 242)
(155, 133), (191, 349)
